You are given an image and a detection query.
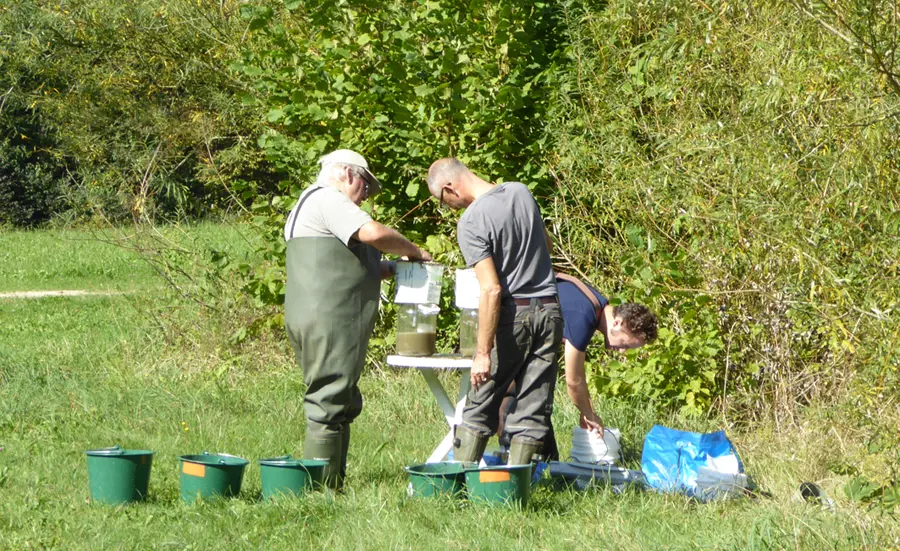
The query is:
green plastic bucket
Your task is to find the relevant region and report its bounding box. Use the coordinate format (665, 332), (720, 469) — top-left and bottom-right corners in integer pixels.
(464, 464), (532, 507)
(85, 446), (154, 505)
(258, 456), (328, 499)
(405, 462), (475, 498)
(179, 452), (249, 503)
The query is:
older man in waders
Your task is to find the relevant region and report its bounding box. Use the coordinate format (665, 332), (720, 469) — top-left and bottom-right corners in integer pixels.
(498, 272), (658, 460)
(427, 158), (563, 466)
(284, 149), (432, 489)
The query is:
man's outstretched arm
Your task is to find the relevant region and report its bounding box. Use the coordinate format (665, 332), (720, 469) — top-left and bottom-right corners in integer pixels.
(564, 341), (604, 436)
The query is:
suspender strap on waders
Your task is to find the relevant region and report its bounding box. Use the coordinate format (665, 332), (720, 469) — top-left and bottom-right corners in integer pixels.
(556, 272), (604, 327)
(286, 186), (324, 240)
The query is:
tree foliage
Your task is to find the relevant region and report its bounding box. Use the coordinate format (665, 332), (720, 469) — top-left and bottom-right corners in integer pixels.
(549, 0), (900, 417)
(0, 0), (275, 225)
(231, 0), (564, 213)
(1, 0), (898, 436)
(225, 0), (567, 325)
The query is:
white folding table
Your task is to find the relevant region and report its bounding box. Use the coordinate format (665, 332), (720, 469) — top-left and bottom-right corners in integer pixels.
(386, 354), (472, 463)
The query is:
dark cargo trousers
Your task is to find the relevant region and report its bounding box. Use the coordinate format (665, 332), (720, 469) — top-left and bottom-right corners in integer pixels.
(460, 298), (564, 443)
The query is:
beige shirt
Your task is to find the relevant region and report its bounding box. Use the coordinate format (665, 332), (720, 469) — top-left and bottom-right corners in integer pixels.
(284, 184), (373, 246)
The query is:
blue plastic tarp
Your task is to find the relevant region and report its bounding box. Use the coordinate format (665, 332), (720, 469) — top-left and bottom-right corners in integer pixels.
(640, 424), (743, 498)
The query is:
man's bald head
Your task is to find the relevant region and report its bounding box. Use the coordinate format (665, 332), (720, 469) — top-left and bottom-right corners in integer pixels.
(427, 158), (470, 199)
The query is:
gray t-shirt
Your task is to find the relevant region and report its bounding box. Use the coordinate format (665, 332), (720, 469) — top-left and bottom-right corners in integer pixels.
(284, 184), (373, 245)
(457, 182), (557, 299)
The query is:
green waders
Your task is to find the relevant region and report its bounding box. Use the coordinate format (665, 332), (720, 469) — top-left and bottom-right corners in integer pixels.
(284, 235), (381, 489)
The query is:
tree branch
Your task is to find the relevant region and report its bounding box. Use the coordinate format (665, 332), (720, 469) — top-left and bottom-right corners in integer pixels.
(0, 86), (13, 116)
(792, 0), (900, 96)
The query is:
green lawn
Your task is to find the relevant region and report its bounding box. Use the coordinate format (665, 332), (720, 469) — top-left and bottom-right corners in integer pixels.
(0, 226), (896, 550)
(0, 222), (256, 292)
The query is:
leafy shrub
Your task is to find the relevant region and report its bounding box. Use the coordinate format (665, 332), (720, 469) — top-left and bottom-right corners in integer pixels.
(0, 143), (65, 228)
(227, 0), (568, 320)
(549, 0), (900, 418)
(0, 0), (275, 225)
(0, 91), (67, 227)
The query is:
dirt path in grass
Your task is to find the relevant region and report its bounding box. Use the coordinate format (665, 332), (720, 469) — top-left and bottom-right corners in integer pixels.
(0, 290), (129, 299)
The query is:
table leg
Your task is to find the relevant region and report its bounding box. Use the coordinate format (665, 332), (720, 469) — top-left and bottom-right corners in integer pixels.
(419, 370), (457, 424)
(420, 369), (471, 463)
(454, 369), (471, 424)
(427, 431), (456, 463)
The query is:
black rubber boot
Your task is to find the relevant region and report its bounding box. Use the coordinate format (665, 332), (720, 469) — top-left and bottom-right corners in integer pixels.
(453, 425), (489, 463)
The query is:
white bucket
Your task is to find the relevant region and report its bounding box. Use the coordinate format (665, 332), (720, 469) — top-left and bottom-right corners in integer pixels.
(454, 269), (480, 309)
(395, 262), (444, 304)
(570, 427), (622, 464)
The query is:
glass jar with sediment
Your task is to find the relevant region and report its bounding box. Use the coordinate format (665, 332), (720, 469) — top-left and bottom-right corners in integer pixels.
(459, 308), (478, 357)
(396, 304), (439, 356)
(454, 268), (480, 358)
(393, 261), (444, 357)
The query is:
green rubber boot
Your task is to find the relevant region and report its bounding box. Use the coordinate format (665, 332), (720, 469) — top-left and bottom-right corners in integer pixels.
(304, 427), (344, 490)
(507, 436), (543, 466)
(453, 425), (489, 463)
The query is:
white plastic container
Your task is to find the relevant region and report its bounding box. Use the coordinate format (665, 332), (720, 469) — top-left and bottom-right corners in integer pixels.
(394, 262), (444, 357)
(395, 262), (444, 304)
(570, 427), (622, 464)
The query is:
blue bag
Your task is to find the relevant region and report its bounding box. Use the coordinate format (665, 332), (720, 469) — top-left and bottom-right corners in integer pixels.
(641, 425), (743, 498)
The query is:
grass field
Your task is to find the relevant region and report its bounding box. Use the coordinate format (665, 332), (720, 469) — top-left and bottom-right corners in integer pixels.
(0, 222), (257, 292)
(0, 225), (897, 550)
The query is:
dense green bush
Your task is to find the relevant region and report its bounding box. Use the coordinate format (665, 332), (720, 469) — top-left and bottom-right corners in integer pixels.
(0, 100), (67, 227)
(548, 0), (899, 416)
(227, 0), (566, 311)
(0, 0), (276, 223)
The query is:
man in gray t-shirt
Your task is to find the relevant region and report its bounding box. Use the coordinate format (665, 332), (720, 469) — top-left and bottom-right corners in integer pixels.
(427, 158), (563, 466)
(457, 182), (557, 299)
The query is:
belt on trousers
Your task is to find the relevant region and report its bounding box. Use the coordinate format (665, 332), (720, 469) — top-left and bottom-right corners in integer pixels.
(510, 295), (558, 306)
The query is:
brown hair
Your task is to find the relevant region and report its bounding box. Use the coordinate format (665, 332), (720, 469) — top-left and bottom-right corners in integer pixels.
(612, 303), (658, 343)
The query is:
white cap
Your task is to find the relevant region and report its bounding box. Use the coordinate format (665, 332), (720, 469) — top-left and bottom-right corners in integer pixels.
(318, 149), (381, 195)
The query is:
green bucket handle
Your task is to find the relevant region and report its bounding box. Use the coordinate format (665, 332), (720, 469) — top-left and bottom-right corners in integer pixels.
(201, 451), (238, 465)
(98, 445), (125, 456)
(201, 451), (226, 465)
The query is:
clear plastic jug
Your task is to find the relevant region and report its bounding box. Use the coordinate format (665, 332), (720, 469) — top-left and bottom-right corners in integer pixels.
(459, 308), (478, 357)
(396, 304), (439, 356)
